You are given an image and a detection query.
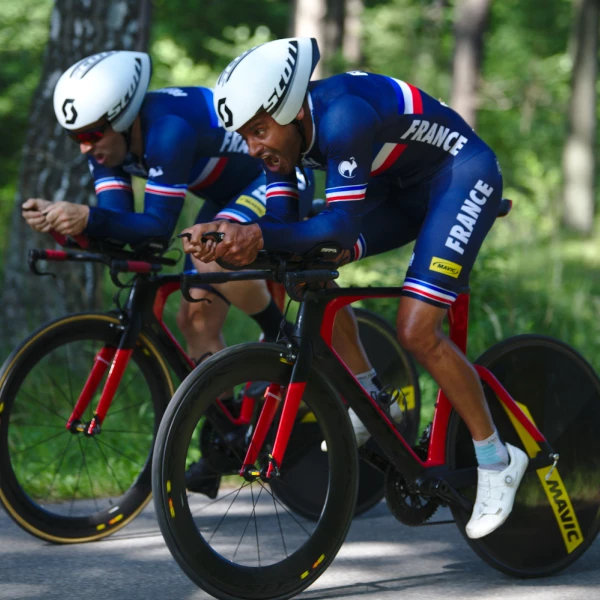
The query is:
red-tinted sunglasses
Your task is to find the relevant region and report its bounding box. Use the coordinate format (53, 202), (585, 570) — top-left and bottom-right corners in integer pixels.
(67, 125), (107, 144)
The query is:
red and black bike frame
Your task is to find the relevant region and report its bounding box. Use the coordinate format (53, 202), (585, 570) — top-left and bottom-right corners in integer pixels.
(29, 246), (285, 436)
(243, 285), (556, 501)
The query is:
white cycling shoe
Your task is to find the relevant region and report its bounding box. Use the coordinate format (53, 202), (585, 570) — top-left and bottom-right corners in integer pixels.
(321, 402), (403, 452)
(465, 443), (529, 539)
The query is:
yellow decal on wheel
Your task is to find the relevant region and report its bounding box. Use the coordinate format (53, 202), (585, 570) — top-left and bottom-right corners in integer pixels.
(108, 514), (123, 526)
(400, 386), (415, 410)
(312, 554), (325, 569)
(500, 400), (583, 554)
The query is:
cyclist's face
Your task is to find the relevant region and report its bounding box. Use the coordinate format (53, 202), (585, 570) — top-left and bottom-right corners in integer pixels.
(78, 126), (127, 167)
(238, 113), (302, 176)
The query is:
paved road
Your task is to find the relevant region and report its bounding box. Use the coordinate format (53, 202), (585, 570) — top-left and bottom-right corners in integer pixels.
(1, 498), (598, 600)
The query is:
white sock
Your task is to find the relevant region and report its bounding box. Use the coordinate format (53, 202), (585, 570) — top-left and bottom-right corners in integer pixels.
(356, 368), (378, 397)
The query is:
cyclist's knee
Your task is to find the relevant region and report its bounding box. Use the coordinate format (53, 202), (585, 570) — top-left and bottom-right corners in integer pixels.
(177, 295), (227, 338)
(396, 315), (443, 359)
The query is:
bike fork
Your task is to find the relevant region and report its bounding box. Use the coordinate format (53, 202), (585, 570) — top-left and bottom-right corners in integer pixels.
(65, 287), (146, 435)
(241, 317), (316, 480)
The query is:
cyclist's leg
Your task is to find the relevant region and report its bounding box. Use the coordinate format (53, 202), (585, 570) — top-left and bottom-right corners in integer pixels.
(327, 178), (427, 445)
(177, 200), (231, 361)
(200, 173), (303, 340)
(395, 150), (528, 538)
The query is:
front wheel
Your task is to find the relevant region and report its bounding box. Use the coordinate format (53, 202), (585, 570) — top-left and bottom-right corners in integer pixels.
(447, 335), (600, 577)
(0, 313), (173, 543)
(152, 343), (358, 600)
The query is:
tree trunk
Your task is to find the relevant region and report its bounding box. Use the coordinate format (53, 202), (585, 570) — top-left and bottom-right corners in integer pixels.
(290, 0), (328, 78)
(342, 0), (363, 67)
(1, 0), (151, 346)
(450, 0), (492, 128)
(562, 0), (599, 234)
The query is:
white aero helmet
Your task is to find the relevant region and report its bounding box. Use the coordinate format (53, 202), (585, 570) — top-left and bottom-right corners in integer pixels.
(53, 50), (152, 133)
(213, 37), (320, 132)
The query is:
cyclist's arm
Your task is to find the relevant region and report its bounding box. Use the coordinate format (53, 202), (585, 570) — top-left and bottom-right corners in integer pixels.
(258, 97), (379, 253)
(86, 116), (196, 245)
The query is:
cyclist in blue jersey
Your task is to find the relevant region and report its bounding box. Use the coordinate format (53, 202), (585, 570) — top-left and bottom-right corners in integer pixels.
(22, 51), (315, 364)
(181, 37), (529, 539)
(21, 50), (317, 498)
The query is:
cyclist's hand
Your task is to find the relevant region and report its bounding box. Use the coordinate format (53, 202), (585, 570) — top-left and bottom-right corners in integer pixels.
(22, 198), (53, 232)
(180, 221), (264, 267)
(42, 201), (90, 236)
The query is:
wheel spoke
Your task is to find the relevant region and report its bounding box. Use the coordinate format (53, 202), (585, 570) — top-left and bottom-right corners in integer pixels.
(205, 482), (250, 543)
(77, 436), (100, 513)
(10, 430), (69, 457)
(257, 480), (313, 537)
(42, 435), (74, 503)
(91, 437), (128, 495)
(14, 387), (70, 423)
(94, 436), (147, 468)
(268, 480), (289, 558)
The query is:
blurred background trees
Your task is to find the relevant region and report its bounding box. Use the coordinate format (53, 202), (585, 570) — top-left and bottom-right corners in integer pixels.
(0, 0), (599, 376)
(1, 0), (151, 341)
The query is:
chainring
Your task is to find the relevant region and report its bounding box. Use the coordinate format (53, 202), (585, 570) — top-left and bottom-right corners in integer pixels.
(384, 466), (439, 526)
(199, 406), (252, 474)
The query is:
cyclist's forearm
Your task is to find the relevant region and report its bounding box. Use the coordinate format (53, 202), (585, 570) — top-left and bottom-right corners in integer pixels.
(85, 204), (181, 244)
(258, 208), (361, 254)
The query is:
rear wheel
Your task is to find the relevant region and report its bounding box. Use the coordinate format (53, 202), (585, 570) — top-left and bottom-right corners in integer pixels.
(0, 314), (172, 543)
(447, 335), (600, 577)
(152, 343), (357, 600)
(271, 307), (421, 520)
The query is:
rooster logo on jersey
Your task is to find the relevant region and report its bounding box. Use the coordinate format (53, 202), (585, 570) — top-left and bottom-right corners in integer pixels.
(338, 157), (357, 178)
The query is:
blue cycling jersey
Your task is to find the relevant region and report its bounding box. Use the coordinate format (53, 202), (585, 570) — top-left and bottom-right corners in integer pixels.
(86, 86), (264, 245)
(257, 72), (503, 308)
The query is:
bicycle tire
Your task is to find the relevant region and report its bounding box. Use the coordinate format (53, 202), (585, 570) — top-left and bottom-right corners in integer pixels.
(446, 334), (600, 577)
(0, 313), (173, 543)
(271, 307), (421, 520)
(152, 343), (358, 600)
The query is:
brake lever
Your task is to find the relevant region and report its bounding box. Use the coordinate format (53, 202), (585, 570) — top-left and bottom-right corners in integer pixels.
(28, 261), (56, 279)
(27, 250), (56, 279)
(180, 274), (212, 304)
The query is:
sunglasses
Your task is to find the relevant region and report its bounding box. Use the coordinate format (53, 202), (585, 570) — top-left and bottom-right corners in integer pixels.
(67, 125), (107, 144)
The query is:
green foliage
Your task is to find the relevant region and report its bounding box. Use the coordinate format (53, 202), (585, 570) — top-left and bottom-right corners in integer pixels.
(0, 0), (52, 269)
(2, 0), (600, 435)
(150, 0), (290, 88)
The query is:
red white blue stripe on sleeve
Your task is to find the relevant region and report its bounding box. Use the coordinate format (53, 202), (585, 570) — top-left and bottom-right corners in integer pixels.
(266, 182), (299, 200)
(371, 78), (423, 177)
(145, 182), (187, 199)
(402, 277), (457, 308)
(352, 234), (367, 261)
(214, 209), (252, 223)
(95, 177), (133, 194)
(326, 183), (366, 204)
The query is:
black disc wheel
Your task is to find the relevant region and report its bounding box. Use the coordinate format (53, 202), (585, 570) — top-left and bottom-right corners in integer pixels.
(271, 308), (421, 520)
(447, 335), (600, 577)
(0, 313), (172, 543)
(152, 343), (358, 600)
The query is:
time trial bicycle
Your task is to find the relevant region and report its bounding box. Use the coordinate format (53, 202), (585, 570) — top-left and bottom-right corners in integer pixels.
(152, 198), (600, 600)
(0, 233), (419, 543)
